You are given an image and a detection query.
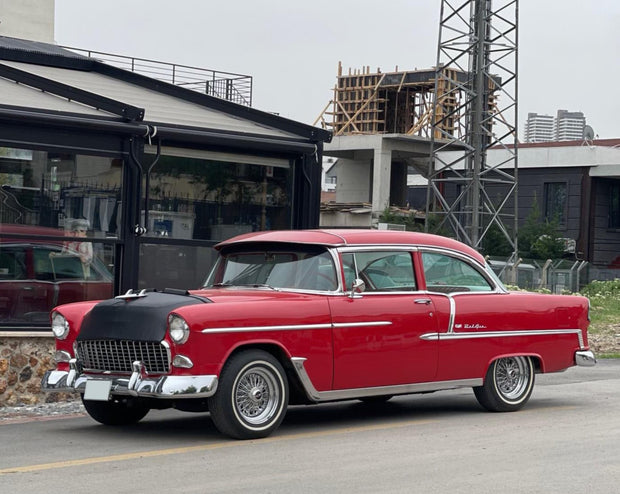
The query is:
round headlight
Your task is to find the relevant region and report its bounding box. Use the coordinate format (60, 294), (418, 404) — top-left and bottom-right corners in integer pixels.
(168, 314), (190, 344)
(51, 311), (70, 340)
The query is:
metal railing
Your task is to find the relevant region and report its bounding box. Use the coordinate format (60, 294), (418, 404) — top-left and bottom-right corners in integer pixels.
(62, 47), (253, 107)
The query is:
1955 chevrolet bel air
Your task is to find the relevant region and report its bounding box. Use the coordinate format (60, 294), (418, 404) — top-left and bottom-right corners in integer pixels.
(42, 229), (596, 439)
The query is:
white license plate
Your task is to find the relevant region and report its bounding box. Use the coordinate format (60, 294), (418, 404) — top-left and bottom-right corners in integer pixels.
(84, 380), (112, 401)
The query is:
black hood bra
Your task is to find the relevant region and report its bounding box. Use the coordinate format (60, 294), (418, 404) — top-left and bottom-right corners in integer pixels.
(77, 290), (210, 342)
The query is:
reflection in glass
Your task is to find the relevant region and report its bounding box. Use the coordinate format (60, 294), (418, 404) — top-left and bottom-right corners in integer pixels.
(0, 148), (122, 237)
(139, 243), (218, 291)
(142, 154), (292, 241)
(0, 147), (119, 324)
(0, 240), (114, 324)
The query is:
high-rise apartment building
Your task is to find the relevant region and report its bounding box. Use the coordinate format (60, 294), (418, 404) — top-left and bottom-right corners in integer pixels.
(555, 109), (586, 141)
(524, 110), (587, 142)
(524, 113), (555, 143)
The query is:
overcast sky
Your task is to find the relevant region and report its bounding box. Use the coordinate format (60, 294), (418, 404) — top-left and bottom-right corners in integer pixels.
(54, 0), (620, 139)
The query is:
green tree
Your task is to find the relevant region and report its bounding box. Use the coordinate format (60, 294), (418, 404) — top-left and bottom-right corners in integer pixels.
(519, 196), (564, 259)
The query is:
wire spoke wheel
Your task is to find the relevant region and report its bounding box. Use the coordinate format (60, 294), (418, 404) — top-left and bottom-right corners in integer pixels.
(208, 350), (288, 439)
(234, 367), (281, 425)
(494, 357), (531, 401)
(474, 356), (535, 412)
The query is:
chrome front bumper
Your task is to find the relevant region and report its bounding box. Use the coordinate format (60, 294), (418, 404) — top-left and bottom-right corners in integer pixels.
(575, 350), (596, 367)
(42, 359), (218, 399)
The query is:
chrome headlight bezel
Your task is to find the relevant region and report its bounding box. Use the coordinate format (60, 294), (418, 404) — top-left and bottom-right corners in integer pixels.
(51, 311), (70, 340)
(168, 314), (190, 344)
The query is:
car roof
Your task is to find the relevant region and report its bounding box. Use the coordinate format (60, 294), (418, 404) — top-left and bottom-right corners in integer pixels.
(215, 229), (486, 264)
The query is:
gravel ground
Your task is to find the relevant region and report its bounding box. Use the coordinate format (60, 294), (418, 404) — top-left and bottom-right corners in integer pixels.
(0, 400), (85, 423)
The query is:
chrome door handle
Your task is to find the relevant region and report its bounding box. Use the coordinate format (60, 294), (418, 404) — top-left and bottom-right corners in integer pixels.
(414, 298), (432, 305)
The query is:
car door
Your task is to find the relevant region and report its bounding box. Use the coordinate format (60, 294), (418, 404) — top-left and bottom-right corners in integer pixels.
(419, 250), (502, 381)
(328, 249), (439, 390)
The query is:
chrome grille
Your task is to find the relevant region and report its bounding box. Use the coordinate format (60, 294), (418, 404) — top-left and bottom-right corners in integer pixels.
(76, 340), (170, 373)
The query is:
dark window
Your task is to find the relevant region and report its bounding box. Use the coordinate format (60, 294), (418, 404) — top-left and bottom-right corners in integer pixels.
(544, 182), (567, 225)
(610, 182), (620, 228)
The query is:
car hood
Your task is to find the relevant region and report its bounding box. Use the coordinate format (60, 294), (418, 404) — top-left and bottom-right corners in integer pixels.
(77, 291), (209, 342)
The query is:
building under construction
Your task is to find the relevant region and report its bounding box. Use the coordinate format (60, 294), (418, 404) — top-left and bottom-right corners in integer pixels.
(316, 62), (470, 139)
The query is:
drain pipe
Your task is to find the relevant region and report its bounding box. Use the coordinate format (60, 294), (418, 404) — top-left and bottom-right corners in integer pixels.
(128, 126), (161, 236)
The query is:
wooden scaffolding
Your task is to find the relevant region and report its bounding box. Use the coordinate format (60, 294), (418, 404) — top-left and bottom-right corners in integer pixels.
(314, 62), (470, 139)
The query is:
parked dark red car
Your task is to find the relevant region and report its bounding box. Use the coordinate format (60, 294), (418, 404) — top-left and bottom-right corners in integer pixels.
(0, 225), (112, 324)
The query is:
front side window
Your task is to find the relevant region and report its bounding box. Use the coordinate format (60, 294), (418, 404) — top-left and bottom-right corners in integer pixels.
(206, 246), (337, 292)
(422, 252), (493, 293)
(341, 251), (416, 292)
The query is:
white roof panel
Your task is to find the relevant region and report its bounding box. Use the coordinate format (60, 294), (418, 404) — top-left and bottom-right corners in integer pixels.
(2, 61), (297, 138)
(0, 75), (115, 116)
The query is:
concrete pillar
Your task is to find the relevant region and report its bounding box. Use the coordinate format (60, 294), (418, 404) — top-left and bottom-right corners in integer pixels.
(372, 145), (392, 214)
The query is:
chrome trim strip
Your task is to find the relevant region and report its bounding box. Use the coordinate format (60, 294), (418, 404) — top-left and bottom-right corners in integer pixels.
(336, 246), (419, 253)
(420, 328), (584, 346)
(291, 357), (481, 403)
(202, 320), (391, 334)
(448, 296), (456, 332)
(332, 321), (392, 329)
(202, 323), (333, 334)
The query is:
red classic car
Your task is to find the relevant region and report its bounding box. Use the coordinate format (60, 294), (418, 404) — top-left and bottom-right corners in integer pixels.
(42, 229), (596, 439)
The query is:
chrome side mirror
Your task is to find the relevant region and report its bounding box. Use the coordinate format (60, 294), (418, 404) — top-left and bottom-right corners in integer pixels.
(349, 278), (365, 298)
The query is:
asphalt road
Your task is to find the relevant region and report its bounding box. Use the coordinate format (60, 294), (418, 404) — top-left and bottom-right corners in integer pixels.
(1, 360), (619, 493)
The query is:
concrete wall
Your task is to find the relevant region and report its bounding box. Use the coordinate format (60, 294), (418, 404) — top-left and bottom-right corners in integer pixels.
(335, 158), (371, 203)
(0, 334), (71, 406)
(0, 0), (55, 43)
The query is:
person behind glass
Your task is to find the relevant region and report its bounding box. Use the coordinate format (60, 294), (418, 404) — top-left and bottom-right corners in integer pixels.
(51, 218), (94, 277)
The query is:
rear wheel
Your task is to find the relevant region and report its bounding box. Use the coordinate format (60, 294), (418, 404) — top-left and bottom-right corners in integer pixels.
(208, 350), (288, 439)
(81, 396), (150, 425)
(474, 356), (535, 412)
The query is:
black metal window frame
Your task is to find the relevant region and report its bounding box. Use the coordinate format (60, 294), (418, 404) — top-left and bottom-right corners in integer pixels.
(543, 181), (568, 226)
(609, 181), (620, 229)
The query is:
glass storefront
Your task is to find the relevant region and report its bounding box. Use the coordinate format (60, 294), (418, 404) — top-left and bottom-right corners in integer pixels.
(1, 147), (120, 324)
(1, 145), (297, 325)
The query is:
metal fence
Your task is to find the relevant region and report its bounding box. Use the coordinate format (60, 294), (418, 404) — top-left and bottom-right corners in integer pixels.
(489, 257), (620, 293)
(62, 47), (253, 107)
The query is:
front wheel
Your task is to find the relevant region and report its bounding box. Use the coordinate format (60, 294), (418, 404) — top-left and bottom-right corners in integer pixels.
(81, 396), (150, 425)
(474, 356), (535, 412)
(208, 350), (289, 439)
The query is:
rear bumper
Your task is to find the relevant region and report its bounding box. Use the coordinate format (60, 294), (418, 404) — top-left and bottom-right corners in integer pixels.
(575, 350), (596, 367)
(42, 359), (218, 399)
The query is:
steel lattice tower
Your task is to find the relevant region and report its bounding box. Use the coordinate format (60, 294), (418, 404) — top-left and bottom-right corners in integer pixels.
(426, 0), (519, 254)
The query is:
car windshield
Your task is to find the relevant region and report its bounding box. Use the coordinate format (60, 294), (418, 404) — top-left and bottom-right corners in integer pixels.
(204, 246), (338, 292)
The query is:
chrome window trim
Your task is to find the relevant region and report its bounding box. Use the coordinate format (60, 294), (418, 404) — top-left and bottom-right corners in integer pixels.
(201, 321), (392, 334)
(291, 357), (481, 402)
(336, 245), (419, 253)
(335, 246), (419, 294)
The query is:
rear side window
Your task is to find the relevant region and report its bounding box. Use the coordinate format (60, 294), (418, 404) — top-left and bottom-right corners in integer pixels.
(422, 252), (493, 293)
(341, 251), (416, 292)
